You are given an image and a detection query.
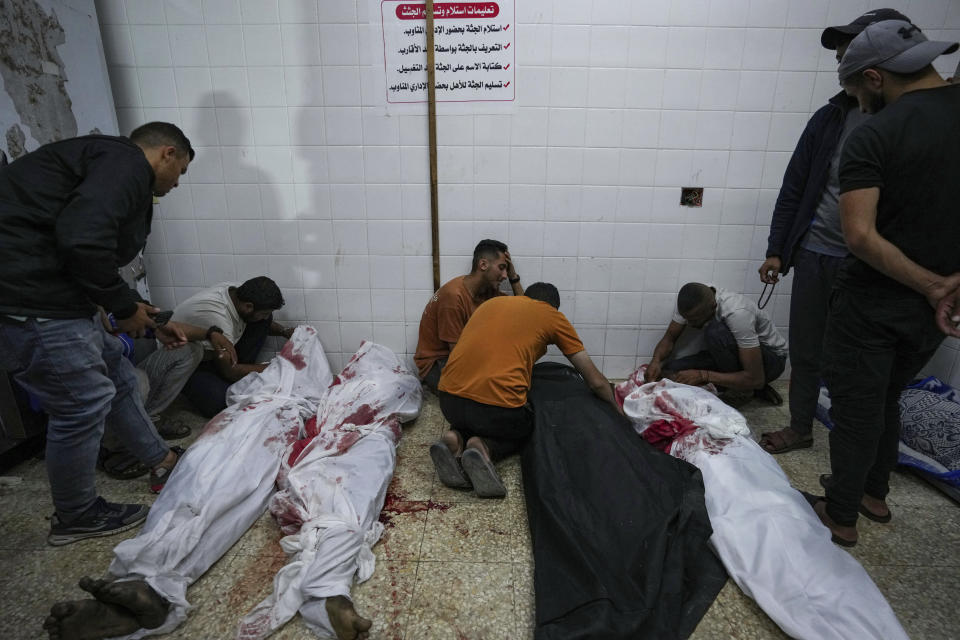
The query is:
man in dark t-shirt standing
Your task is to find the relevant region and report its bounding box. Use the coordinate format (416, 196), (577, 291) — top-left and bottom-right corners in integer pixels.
(813, 21), (960, 547)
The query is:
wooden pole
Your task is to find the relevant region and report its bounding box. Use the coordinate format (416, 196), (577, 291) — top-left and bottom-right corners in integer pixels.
(426, 0), (440, 291)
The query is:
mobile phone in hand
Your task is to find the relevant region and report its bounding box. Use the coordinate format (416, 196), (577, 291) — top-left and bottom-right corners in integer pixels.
(151, 310), (173, 326)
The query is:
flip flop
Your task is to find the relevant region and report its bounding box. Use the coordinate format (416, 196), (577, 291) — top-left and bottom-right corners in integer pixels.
(818, 474), (893, 523)
(759, 429), (813, 454)
(800, 491), (857, 548)
(429, 441), (471, 489)
(461, 448), (506, 498)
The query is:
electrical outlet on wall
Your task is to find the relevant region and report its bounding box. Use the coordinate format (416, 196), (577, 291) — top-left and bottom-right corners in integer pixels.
(680, 187), (703, 207)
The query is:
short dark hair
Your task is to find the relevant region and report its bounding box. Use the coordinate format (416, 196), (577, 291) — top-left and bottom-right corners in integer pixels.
(236, 276), (285, 310)
(677, 282), (713, 315)
(130, 122), (195, 160)
(471, 239), (507, 272)
(524, 282), (560, 309)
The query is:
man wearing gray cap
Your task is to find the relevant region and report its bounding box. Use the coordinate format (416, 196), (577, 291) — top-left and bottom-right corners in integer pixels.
(811, 20), (960, 547)
(757, 8), (911, 455)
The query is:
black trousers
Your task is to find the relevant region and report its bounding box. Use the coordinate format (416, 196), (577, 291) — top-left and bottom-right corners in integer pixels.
(788, 248), (845, 436)
(438, 391), (533, 462)
(421, 358), (446, 394)
(663, 319), (786, 384)
(821, 288), (942, 526)
(182, 318), (271, 418)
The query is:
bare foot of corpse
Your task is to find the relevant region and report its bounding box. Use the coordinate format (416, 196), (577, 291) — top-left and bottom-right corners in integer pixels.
(43, 600), (141, 640)
(78, 576), (169, 628)
(326, 595), (372, 640)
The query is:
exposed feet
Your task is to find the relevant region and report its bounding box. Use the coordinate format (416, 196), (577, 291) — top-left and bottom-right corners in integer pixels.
(440, 429), (464, 457)
(465, 436), (491, 460)
(154, 448), (179, 471)
(430, 430), (471, 488)
(43, 600), (141, 640)
(813, 499), (858, 547)
(759, 427), (813, 454)
(150, 445), (185, 493)
(78, 577), (169, 628)
(325, 595), (372, 640)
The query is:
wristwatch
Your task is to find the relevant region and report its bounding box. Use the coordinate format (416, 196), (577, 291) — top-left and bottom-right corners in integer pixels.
(508, 275), (521, 284)
(206, 325), (224, 340)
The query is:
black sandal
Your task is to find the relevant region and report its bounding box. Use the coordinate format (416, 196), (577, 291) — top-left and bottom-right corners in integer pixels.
(430, 441), (472, 488)
(98, 448), (150, 480)
(461, 448), (506, 498)
(800, 491), (858, 547)
(155, 417), (191, 440)
(818, 474), (893, 523)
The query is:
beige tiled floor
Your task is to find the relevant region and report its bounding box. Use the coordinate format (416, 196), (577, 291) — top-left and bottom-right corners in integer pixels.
(2, 380), (959, 639)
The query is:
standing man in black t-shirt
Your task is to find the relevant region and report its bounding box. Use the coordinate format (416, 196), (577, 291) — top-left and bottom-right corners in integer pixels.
(812, 21), (960, 547)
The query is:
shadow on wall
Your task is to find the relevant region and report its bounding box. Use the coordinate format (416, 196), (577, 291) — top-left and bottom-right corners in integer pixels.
(164, 90), (386, 368)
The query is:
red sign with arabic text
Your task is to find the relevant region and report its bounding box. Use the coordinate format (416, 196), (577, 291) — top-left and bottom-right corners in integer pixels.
(396, 2), (499, 20)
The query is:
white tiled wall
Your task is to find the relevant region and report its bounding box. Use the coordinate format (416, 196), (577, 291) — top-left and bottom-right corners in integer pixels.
(95, 0), (960, 377)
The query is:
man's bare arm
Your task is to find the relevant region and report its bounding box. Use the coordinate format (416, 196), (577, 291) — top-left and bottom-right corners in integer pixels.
(213, 356), (268, 383)
(269, 320), (294, 339)
(567, 350), (622, 414)
(646, 321), (685, 382)
(504, 250), (524, 295)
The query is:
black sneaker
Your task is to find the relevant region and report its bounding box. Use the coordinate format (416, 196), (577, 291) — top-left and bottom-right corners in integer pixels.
(47, 497), (149, 546)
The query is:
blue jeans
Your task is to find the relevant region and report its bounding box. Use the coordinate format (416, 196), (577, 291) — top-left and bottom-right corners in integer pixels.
(0, 315), (169, 522)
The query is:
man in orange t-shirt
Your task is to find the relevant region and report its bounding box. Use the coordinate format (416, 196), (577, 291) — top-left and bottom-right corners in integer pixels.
(431, 282), (619, 497)
(414, 239), (523, 392)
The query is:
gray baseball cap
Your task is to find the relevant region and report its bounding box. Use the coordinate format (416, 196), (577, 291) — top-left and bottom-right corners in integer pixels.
(838, 19), (959, 82)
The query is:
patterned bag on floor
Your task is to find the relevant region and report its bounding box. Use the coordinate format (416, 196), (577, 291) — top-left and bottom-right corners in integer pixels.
(816, 376), (960, 487)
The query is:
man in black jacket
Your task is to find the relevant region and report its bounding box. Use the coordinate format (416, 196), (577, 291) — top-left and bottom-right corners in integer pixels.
(0, 122), (193, 545)
(756, 9), (911, 454)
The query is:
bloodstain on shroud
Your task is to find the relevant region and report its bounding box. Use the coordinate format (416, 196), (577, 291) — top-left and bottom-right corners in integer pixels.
(285, 402), (385, 468)
(279, 339), (307, 370)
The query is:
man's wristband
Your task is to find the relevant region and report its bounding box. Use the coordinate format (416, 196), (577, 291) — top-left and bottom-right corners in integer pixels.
(206, 325), (224, 341)
(508, 275), (521, 284)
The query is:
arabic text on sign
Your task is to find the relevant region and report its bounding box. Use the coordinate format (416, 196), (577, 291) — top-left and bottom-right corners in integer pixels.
(396, 2), (500, 20)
